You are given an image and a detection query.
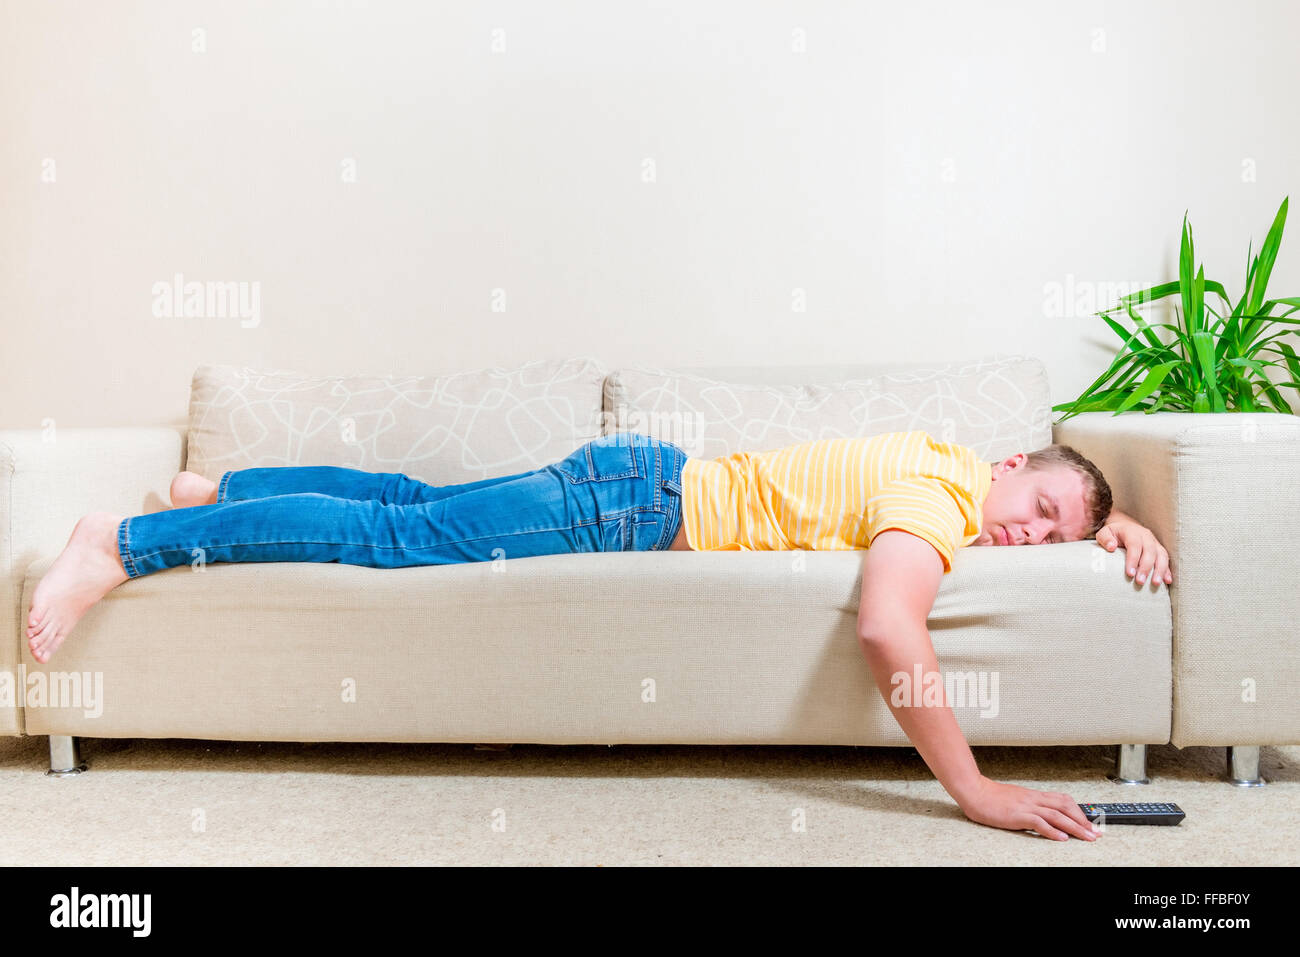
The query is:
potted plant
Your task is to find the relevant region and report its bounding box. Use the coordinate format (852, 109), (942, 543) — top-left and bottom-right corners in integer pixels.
(1053, 197), (1300, 420)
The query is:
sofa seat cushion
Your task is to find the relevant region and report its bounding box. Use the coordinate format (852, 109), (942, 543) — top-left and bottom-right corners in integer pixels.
(20, 542), (1169, 746)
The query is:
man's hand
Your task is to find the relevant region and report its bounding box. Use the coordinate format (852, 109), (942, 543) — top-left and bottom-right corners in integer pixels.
(956, 776), (1101, 842)
(1095, 515), (1173, 587)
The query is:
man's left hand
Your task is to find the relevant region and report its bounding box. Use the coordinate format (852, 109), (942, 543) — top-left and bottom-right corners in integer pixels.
(1095, 521), (1173, 588)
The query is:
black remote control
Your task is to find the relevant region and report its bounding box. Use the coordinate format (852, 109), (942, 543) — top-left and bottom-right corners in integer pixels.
(1079, 802), (1185, 825)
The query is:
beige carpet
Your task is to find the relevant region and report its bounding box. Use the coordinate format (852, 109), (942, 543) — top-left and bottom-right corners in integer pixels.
(1, 736), (1295, 866)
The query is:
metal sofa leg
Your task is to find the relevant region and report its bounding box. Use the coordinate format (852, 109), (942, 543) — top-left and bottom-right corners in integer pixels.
(1107, 744), (1150, 784)
(46, 735), (88, 776)
(1226, 746), (1266, 787)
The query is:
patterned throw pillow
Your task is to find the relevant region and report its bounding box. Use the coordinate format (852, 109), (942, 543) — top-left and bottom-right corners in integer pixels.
(185, 356), (608, 484)
(601, 354), (1052, 463)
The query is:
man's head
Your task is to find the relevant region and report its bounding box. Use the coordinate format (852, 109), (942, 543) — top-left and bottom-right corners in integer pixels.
(970, 444), (1113, 547)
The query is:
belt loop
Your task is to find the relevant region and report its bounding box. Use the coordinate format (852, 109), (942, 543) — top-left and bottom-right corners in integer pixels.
(653, 439), (661, 510)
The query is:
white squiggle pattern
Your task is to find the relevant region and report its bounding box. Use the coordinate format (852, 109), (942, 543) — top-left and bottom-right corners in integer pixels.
(185, 356), (609, 484)
(601, 354), (1053, 462)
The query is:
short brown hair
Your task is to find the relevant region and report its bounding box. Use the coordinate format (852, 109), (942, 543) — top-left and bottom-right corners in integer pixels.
(1021, 444), (1113, 540)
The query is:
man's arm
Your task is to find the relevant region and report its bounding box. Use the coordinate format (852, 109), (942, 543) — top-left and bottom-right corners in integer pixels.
(858, 530), (1100, 841)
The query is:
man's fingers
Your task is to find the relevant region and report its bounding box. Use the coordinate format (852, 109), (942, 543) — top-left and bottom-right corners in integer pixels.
(1041, 807), (1098, 841)
(1032, 793), (1100, 841)
(1133, 547), (1159, 583)
(1126, 544), (1145, 579)
(1046, 792), (1098, 835)
(1027, 815), (1068, 841)
(1103, 526), (1175, 586)
(1137, 549), (1159, 586)
(1048, 792), (1093, 829)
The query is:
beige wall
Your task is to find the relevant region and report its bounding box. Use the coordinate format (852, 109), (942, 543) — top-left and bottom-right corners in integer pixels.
(3, 0), (1297, 431)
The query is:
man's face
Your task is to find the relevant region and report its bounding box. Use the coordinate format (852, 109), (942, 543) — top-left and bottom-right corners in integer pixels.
(970, 455), (1090, 547)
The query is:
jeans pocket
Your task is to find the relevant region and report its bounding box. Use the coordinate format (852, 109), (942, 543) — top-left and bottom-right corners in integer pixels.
(554, 434), (644, 484)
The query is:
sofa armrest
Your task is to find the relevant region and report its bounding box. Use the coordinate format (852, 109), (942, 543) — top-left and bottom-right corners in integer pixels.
(0, 427), (184, 735)
(1053, 411), (1300, 747)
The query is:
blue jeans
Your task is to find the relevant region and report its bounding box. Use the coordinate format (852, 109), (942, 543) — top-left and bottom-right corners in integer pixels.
(116, 433), (688, 578)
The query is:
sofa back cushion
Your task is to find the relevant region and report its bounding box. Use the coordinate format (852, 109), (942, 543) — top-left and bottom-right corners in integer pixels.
(602, 353), (1052, 463)
(185, 356), (607, 483)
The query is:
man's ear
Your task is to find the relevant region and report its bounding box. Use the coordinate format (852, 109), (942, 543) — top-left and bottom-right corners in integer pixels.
(995, 453), (1026, 475)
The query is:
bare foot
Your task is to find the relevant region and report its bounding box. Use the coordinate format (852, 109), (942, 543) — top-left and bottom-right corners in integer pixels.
(26, 511), (130, 663)
(170, 470), (218, 508)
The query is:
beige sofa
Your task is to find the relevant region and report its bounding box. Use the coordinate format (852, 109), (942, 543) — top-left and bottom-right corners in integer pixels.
(4, 354), (1295, 787)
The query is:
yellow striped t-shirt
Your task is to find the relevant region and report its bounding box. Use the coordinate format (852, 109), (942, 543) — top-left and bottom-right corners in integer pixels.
(679, 430), (994, 573)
